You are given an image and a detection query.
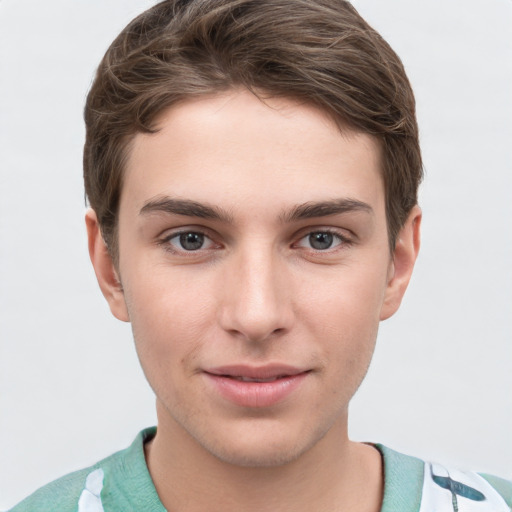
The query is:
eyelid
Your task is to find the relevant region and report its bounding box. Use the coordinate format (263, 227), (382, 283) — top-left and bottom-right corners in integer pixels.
(155, 225), (354, 256)
(158, 224), (216, 240)
(158, 226), (222, 254)
(293, 227), (353, 251)
(170, 232), (215, 250)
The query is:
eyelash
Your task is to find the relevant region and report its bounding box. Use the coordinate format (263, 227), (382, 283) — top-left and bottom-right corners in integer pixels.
(157, 228), (352, 255)
(158, 230), (220, 256)
(294, 229), (351, 252)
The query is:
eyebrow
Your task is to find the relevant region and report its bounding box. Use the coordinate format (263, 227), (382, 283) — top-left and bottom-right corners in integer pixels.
(281, 198), (373, 222)
(140, 196), (372, 224)
(140, 197), (233, 223)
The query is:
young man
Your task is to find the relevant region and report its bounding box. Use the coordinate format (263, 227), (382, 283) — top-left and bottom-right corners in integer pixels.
(8, 1), (511, 511)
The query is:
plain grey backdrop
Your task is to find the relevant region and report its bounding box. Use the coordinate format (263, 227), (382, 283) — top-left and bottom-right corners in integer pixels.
(1, 0), (511, 508)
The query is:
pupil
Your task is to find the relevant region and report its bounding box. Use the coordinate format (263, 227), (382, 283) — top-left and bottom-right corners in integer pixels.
(309, 232), (333, 250)
(180, 233), (204, 250)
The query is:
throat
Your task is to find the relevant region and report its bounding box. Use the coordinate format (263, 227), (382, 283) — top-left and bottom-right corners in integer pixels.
(145, 415), (383, 512)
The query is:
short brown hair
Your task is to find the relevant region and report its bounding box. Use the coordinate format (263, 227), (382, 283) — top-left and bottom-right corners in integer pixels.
(84, 0), (422, 260)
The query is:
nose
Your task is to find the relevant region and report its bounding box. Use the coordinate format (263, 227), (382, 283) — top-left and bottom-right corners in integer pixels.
(218, 244), (293, 343)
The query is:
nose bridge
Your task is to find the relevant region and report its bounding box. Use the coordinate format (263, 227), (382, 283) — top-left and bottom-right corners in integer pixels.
(219, 239), (291, 342)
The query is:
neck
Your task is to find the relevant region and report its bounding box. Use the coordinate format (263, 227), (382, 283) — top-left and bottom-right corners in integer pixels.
(145, 407), (383, 512)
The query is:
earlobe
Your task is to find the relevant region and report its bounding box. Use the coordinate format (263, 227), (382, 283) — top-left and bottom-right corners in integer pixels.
(380, 205), (422, 321)
(85, 209), (130, 322)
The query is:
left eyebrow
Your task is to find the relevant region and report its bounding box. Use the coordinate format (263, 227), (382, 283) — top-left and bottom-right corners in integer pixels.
(281, 198), (373, 223)
(139, 196), (233, 223)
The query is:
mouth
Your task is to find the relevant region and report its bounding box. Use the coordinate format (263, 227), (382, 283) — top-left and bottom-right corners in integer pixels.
(223, 375), (291, 383)
(205, 364), (309, 381)
(203, 365), (311, 407)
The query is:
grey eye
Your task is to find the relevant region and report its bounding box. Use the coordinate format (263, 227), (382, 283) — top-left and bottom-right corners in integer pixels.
(179, 232), (204, 250)
(176, 232), (205, 251)
(308, 232), (334, 250)
(164, 230), (217, 254)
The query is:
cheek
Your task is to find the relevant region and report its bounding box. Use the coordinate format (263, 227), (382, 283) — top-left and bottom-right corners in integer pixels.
(318, 304), (379, 385)
(122, 268), (215, 375)
(299, 262), (387, 376)
(125, 287), (212, 417)
(301, 260), (388, 331)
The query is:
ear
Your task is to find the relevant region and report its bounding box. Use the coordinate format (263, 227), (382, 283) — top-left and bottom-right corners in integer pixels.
(85, 209), (129, 322)
(380, 205), (421, 321)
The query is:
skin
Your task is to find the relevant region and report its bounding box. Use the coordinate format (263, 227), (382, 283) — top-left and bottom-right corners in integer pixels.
(87, 89), (421, 512)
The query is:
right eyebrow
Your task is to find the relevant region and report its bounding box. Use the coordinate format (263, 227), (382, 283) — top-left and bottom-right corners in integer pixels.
(281, 198), (373, 223)
(139, 196), (233, 223)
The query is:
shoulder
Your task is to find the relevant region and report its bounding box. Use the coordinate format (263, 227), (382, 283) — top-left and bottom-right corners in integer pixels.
(7, 464), (101, 512)
(375, 444), (512, 512)
(8, 428), (159, 512)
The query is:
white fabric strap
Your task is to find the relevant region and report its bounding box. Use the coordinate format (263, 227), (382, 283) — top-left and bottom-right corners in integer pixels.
(77, 469), (105, 512)
(418, 462), (510, 512)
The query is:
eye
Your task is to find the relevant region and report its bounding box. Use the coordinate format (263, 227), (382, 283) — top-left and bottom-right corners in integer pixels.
(297, 231), (345, 251)
(166, 231), (215, 252)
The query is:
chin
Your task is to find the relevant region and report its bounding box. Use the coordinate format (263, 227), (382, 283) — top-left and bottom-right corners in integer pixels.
(195, 419), (333, 469)
(207, 440), (307, 468)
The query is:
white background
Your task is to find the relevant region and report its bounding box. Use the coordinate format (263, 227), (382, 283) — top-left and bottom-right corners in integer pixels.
(0, 0), (511, 508)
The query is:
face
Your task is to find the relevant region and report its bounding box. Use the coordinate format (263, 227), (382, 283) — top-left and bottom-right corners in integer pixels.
(88, 89), (420, 467)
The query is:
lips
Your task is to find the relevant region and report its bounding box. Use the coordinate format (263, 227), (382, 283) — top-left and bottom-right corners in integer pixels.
(203, 365), (310, 407)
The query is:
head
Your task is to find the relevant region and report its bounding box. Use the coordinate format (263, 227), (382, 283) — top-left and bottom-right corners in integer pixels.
(84, 0), (422, 468)
(84, 0), (422, 264)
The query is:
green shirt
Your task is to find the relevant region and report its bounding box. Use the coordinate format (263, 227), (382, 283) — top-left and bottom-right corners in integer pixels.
(9, 427), (512, 512)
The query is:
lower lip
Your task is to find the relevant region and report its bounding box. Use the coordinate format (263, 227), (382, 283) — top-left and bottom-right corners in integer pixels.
(204, 372), (309, 408)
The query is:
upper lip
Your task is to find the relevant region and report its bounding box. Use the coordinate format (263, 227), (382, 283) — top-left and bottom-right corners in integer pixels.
(204, 364), (309, 380)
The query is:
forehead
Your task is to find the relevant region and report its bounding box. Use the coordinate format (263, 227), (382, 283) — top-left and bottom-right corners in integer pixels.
(122, 90), (384, 218)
